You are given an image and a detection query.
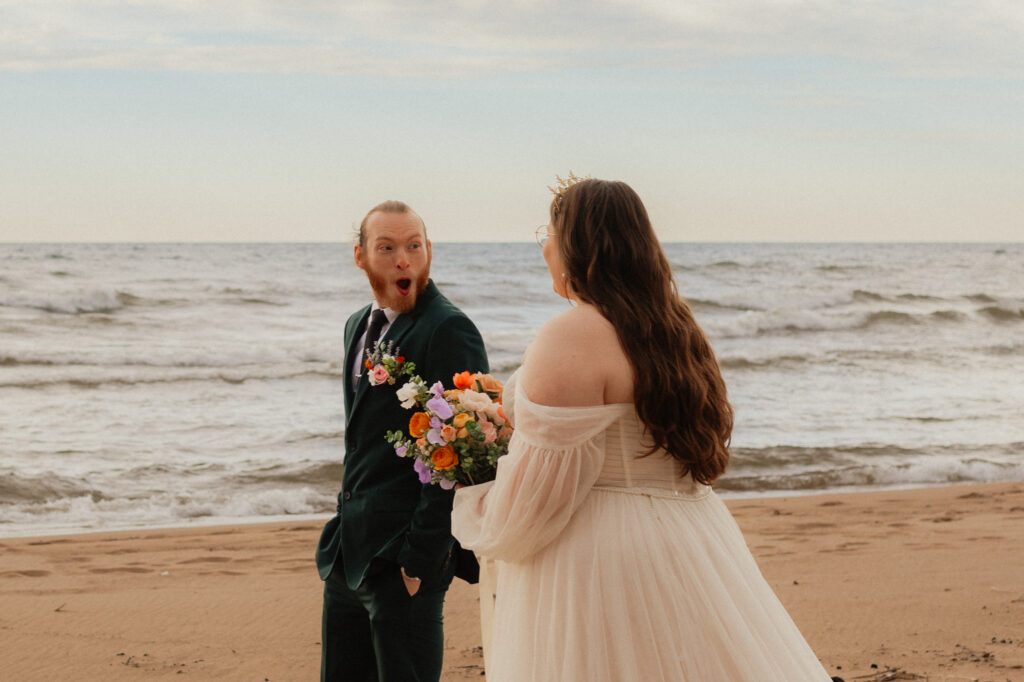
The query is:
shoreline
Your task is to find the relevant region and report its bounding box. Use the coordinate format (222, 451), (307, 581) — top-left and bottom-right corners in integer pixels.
(2, 480), (1022, 681)
(2, 479), (1012, 541)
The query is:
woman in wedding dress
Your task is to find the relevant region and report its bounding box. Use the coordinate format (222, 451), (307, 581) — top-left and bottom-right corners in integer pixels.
(451, 177), (833, 681)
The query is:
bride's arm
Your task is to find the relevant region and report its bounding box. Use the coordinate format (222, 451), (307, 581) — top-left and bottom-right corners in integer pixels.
(451, 306), (631, 562)
(451, 417), (608, 562)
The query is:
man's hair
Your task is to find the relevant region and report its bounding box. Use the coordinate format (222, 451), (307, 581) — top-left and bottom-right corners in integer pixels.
(357, 200), (426, 248)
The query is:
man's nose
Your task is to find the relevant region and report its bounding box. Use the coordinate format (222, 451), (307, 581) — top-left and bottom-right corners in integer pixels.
(395, 249), (410, 269)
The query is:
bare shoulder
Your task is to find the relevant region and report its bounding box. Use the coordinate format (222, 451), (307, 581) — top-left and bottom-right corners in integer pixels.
(520, 305), (630, 407)
(534, 304), (612, 343)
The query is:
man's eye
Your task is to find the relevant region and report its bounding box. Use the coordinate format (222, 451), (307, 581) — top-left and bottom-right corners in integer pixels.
(379, 245), (392, 252)
(409, 243), (420, 250)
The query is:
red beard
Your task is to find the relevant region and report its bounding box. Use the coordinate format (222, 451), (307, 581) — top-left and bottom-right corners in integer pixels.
(365, 267), (430, 313)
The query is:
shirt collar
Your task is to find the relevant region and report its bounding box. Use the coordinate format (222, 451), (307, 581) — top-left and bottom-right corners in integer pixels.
(370, 302), (400, 324)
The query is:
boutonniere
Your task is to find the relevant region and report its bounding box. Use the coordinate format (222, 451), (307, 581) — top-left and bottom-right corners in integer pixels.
(365, 341), (416, 386)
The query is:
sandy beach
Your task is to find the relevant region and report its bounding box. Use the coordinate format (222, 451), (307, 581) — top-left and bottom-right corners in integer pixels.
(2, 481), (1022, 681)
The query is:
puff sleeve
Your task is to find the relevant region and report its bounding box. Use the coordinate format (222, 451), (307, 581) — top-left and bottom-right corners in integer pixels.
(451, 376), (631, 562)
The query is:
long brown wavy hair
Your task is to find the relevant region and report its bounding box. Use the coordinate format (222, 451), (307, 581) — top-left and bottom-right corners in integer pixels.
(552, 178), (732, 484)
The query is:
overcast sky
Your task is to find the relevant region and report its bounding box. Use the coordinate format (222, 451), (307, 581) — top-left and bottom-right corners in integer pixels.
(2, 1), (1022, 242)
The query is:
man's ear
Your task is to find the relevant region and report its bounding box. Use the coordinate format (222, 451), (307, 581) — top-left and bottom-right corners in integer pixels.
(354, 243), (365, 270)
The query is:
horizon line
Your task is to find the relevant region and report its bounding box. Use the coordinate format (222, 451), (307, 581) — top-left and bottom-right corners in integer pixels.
(3, 239), (1022, 246)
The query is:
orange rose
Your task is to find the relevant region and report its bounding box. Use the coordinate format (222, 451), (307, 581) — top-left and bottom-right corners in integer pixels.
(497, 405), (509, 424)
(365, 358), (373, 370)
(452, 413), (474, 429)
(409, 412), (431, 438)
(474, 373), (503, 398)
(430, 445), (458, 471)
(453, 371), (474, 390)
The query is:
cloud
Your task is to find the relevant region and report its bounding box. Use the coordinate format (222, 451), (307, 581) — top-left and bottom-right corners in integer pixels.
(1, 0), (1022, 77)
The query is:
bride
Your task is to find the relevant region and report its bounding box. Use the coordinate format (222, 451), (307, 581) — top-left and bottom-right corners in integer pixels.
(451, 177), (833, 681)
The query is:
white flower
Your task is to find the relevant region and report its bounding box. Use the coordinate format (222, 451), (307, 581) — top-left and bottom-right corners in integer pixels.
(396, 381), (421, 409)
(458, 389), (492, 413)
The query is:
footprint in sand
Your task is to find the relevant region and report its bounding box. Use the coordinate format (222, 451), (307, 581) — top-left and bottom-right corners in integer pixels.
(1, 569), (51, 578)
(177, 556), (232, 564)
(819, 544), (866, 554)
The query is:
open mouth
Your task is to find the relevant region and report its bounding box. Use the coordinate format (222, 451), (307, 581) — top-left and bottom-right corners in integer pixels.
(396, 278), (412, 296)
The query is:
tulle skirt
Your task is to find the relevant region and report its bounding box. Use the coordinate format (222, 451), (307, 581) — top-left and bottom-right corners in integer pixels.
(484, 488), (832, 681)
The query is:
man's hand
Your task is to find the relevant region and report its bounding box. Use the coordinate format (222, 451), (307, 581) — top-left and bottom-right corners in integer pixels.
(400, 566), (421, 597)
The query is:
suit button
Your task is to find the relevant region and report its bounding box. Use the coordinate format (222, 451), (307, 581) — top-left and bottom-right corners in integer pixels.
(343, 491), (352, 501)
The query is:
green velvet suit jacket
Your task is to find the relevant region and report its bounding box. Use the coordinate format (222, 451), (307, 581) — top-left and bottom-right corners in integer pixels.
(316, 280), (489, 589)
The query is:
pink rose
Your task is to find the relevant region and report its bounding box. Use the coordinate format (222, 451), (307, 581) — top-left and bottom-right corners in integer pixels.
(479, 418), (497, 445)
(371, 365), (390, 385)
(441, 425), (457, 442)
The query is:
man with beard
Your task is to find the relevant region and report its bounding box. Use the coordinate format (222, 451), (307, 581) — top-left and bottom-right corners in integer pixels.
(316, 200), (488, 682)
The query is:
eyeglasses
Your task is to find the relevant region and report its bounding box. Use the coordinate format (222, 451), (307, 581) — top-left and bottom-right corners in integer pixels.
(535, 225), (554, 247)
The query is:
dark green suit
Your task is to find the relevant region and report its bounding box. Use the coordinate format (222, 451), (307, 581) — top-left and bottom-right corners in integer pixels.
(317, 280), (488, 681)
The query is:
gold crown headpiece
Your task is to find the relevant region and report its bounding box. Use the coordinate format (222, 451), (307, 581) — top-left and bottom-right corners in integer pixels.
(548, 172), (591, 215)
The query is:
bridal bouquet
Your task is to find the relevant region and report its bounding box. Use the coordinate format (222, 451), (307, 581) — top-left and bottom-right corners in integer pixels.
(382, 366), (513, 489)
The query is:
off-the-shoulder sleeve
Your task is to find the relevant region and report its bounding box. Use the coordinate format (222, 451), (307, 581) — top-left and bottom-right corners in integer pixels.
(451, 378), (631, 563)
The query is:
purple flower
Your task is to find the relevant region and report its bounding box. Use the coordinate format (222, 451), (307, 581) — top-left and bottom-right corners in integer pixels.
(426, 428), (446, 446)
(438, 477), (456, 490)
(412, 457), (432, 484)
(426, 395), (454, 420)
(430, 381), (445, 398)
(395, 444), (407, 458)
(430, 416), (443, 430)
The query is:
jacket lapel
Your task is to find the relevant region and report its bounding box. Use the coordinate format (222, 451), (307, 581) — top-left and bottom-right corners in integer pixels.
(380, 312), (415, 353)
(348, 311), (414, 423)
(343, 306), (371, 420)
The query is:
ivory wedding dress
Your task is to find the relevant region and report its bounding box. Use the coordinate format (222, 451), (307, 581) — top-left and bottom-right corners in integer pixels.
(451, 370), (832, 681)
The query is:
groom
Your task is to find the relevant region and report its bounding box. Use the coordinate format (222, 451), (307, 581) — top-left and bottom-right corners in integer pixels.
(316, 200), (488, 681)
